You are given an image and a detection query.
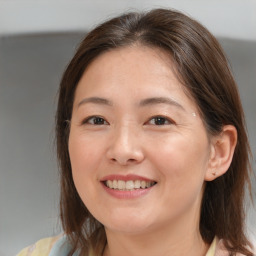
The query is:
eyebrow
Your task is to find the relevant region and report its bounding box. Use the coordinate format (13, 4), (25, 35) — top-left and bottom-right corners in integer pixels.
(77, 96), (185, 111)
(77, 97), (113, 108)
(139, 97), (185, 111)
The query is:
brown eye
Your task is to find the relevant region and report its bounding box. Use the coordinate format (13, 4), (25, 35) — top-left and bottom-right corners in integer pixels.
(83, 116), (108, 125)
(148, 116), (174, 125)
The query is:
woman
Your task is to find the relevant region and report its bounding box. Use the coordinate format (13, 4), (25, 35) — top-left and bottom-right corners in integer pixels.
(17, 8), (254, 256)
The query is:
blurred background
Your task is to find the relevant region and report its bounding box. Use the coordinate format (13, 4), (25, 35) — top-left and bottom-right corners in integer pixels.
(0, 1), (255, 255)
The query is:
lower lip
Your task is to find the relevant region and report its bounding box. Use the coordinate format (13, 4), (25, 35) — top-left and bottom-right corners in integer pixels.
(101, 183), (154, 199)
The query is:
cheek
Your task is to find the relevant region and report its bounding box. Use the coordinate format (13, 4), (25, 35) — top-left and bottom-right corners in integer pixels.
(152, 136), (209, 213)
(68, 131), (106, 201)
(147, 133), (210, 187)
(69, 131), (104, 173)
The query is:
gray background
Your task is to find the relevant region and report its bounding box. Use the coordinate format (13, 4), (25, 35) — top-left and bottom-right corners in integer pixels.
(1, 32), (255, 256)
(0, 2), (255, 255)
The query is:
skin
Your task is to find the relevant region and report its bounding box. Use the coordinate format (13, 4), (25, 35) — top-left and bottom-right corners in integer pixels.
(68, 45), (237, 256)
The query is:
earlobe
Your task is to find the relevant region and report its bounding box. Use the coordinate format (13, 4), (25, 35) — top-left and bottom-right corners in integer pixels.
(205, 125), (237, 181)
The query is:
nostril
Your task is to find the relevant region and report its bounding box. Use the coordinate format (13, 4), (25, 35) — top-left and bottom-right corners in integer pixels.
(128, 158), (136, 162)
(110, 157), (137, 165)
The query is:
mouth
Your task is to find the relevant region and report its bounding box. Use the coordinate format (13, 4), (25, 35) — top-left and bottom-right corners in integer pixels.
(100, 175), (157, 199)
(103, 180), (157, 191)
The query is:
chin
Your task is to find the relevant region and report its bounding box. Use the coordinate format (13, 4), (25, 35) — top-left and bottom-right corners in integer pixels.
(105, 222), (152, 235)
(100, 211), (155, 235)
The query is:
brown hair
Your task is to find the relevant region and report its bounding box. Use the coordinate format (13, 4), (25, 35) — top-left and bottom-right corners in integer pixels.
(56, 8), (253, 256)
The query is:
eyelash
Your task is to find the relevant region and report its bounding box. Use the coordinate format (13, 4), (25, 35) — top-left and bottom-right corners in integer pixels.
(82, 116), (109, 125)
(82, 115), (175, 126)
(146, 116), (175, 126)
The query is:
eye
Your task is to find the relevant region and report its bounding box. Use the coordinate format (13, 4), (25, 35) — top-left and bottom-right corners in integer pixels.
(147, 116), (174, 125)
(82, 116), (108, 125)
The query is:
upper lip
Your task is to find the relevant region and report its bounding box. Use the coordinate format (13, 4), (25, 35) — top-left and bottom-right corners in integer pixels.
(100, 174), (156, 182)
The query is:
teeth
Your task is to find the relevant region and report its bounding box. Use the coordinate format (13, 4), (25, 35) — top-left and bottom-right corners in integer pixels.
(113, 180), (118, 189)
(134, 180), (140, 189)
(126, 180), (134, 190)
(141, 180), (146, 189)
(106, 180), (112, 188)
(105, 180), (156, 190)
(117, 180), (125, 190)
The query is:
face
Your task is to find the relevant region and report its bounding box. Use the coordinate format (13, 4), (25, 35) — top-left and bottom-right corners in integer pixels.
(68, 46), (213, 235)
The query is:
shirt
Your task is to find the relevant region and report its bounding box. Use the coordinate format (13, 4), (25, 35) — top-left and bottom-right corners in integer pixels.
(15, 235), (229, 256)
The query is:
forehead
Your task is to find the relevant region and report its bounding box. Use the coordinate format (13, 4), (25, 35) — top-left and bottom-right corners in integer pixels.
(86, 46), (173, 78)
(74, 45), (197, 110)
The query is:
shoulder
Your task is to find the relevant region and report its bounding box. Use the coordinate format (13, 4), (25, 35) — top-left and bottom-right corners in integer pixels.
(16, 235), (63, 256)
(215, 238), (256, 256)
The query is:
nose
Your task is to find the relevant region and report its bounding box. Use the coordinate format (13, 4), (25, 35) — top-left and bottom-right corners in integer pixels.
(106, 125), (144, 166)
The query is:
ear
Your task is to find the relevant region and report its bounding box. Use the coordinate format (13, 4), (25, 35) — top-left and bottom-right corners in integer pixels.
(205, 125), (237, 181)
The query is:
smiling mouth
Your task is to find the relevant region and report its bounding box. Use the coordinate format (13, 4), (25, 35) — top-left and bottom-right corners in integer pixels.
(103, 180), (157, 191)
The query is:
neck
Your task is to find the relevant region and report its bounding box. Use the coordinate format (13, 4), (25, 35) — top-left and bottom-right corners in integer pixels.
(103, 213), (209, 256)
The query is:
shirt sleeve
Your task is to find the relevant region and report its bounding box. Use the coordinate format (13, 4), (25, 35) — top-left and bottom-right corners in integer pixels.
(16, 236), (61, 256)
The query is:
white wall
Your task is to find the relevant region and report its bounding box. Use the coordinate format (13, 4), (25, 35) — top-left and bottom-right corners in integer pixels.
(0, 0), (256, 40)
